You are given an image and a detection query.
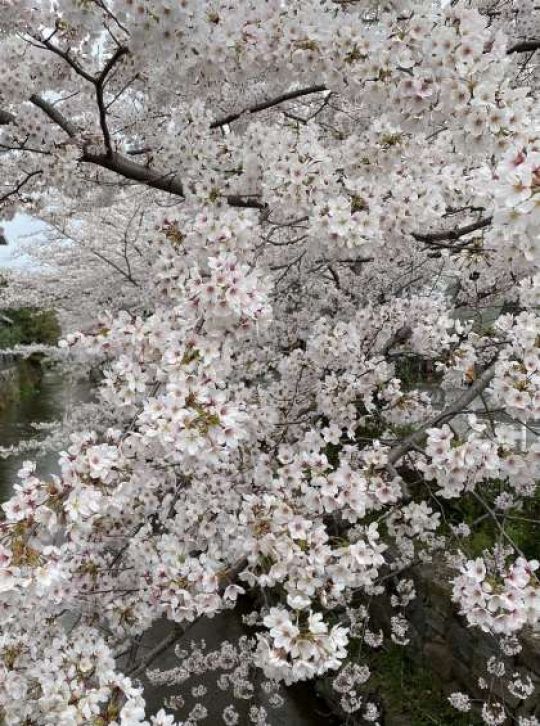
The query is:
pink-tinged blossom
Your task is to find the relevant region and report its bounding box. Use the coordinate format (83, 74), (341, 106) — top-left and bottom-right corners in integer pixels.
(0, 1), (537, 722)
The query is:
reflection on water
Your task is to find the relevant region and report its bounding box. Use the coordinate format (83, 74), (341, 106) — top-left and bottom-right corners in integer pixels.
(0, 364), (68, 499)
(0, 362), (339, 725)
(0, 363), (94, 499)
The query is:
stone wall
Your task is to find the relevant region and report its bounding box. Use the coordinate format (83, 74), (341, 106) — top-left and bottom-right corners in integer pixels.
(408, 564), (540, 721)
(317, 561), (540, 724)
(0, 364), (21, 409)
(0, 359), (43, 410)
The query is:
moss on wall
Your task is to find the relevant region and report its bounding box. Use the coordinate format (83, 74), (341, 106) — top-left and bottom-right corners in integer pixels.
(0, 360), (43, 410)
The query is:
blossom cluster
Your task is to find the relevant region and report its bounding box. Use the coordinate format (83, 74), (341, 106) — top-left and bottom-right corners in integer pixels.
(452, 556), (540, 635)
(0, 0), (538, 724)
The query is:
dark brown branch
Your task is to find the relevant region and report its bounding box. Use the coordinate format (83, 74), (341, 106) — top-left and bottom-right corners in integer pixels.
(30, 95), (78, 137)
(92, 0), (131, 36)
(34, 36), (128, 154)
(0, 109), (15, 125)
(89, 248), (140, 286)
(0, 140), (51, 155)
(326, 264), (341, 288)
(95, 47), (129, 155)
(211, 84), (328, 128)
(508, 39), (540, 54)
(97, 46), (128, 84)
(82, 150), (185, 196)
(388, 363), (496, 465)
(0, 169), (43, 204)
(1, 101), (261, 203)
(106, 73), (139, 110)
(126, 146), (153, 156)
(412, 216), (493, 244)
(34, 34), (95, 83)
(224, 193), (266, 209)
(2, 97), (261, 206)
(114, 84), (330, 155)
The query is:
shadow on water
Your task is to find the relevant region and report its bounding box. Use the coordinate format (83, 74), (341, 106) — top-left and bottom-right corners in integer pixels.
(0, 362), (340, 725)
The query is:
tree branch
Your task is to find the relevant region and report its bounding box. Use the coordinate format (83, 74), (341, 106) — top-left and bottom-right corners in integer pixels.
(388, 362), (496, 465)
(0, 169), (42, 204)
(1, 102), (264, 204)
(82, 150), (185, 196)
(29, 95), (78, 137)
(3, 96), (269, 203)
(508, 39), (540, 54)
(224, 193), (266, 209)
(34, 34), (96, 83)
(412, 216), (493, 244)
(89, 248), (140, 286)
(0, 109), (15, 125)
(0, 81), (324, 205)
(211, 84), (328, 128)
(33, 36), (129, 154)
(95, 47), (129, 155)
(92, 0), (131, 36)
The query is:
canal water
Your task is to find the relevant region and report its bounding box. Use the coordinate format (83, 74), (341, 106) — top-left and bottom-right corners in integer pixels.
(0, 363), (71, 499)
(0, 361), (337, 725)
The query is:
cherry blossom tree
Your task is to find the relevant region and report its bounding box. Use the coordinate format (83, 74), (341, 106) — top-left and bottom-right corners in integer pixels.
(0, 0), (538, 724)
